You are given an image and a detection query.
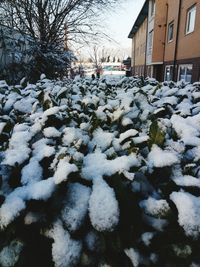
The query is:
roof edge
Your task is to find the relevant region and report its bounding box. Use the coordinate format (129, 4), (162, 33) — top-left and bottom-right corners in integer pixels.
(128, 0), (149, 38)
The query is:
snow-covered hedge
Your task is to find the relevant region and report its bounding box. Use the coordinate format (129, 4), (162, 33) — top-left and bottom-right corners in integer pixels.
(0, 76), (200, 267)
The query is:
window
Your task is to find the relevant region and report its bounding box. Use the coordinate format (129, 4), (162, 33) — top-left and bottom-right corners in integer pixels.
(165, 65), (174, 81)
(151, 0), (155, 17)
(168, 21), (174, 42)
(178, 64), (193, 82)
(186, 5), (196, 34)
(148, 30), (153, 55)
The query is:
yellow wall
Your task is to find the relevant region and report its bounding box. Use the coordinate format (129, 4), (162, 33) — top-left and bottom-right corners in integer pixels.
(131, 18), (148, 67)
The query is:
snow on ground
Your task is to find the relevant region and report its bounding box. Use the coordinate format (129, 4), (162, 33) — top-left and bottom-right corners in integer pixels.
(0, 76), (200, 266)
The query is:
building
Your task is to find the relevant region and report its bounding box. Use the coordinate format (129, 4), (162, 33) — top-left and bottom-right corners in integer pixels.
(128, 0), (200, 82)
(128, 1), (149, 77)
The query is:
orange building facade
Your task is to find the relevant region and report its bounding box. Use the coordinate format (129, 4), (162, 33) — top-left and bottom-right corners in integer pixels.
(128, 0), (200, 82)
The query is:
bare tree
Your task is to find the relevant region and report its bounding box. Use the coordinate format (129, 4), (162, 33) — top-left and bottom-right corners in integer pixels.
(0, 0), (124, 81)
(87, 45), (100, 68)
(0, 0), (122, 50)
(87, 45), (127, 66)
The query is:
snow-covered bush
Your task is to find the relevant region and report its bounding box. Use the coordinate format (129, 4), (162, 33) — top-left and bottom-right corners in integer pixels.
(28, 49), (76, 82)
(0, 25), (76, 84)
(0, 76), (200, 267)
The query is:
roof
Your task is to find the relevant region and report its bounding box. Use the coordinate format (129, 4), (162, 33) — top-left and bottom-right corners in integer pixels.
(128, 0), (149, 38)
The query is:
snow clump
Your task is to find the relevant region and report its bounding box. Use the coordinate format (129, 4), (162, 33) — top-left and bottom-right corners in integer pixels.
(89, 178), (119, 232)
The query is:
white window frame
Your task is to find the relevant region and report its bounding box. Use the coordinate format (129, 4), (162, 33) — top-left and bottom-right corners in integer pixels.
(150, 0), (155, 17)
(164, 65), (174, 81)
(168, 21), (174, 42)
(148, 30), (153, 56)
(186, 5), (196, 35)
(178, 64), (193, 82)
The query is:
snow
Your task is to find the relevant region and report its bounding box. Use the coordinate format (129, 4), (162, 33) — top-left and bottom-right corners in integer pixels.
(14, 97), (35, 114)
(143, 214), (169, 231)
(0, 196), (26, 229)
(81, 151), (140, 180)
(62, 127), (89, 146)
(112, 108), (124, 122)
(122, 170), (135, 181)
(43, 127), (61, 138)
(0, 122), (6, 134)
(124, 248), (140, 267)
(172, 175), (200, 188)
(49, 221), (82, 267)
(170, 191), (200, 238)
(41, 106), (60, 122)
(21, 159), (43, 185)
(121, 117), (133, 126)
(1, 76), (200, 265)
(61, 183), (91, 232)
(140, 197), (170, 218)
(172, 244), (192, 258)
(0, 240), (23, 267)
(99, 264), (112, 267)
(171, 114), (200, 146)
(193, 146), (200, 162)
(3, 130), (32, 166)
(27, 177), (55, 200)
(32, 138), (55, 161)
(89, 178), (119, 231)
(95, 107), (108, 121)
(0, 80), (8, 89)
(3, 92), (21, 112)
(53, 157), (78, 184)
(90, 127), (114, 151)
(141, 232), (155, 246)
(0, 178), (55, 228)
(150, 253), (158, 264)
(40, 73), (46, 80)
(119, 129), (138, 143)
(24, 212), (42, 225)
(132, 135), (149, 144)
(148, 145), (179, 168)
(191, 263), (200, 267)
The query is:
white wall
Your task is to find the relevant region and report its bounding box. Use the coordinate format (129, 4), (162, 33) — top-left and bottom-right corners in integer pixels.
(146, 0), (156, 65)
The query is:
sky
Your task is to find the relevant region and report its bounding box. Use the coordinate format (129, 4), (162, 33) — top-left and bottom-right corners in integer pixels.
(104, 0), (146, 49)
(74, 0), (146, 60)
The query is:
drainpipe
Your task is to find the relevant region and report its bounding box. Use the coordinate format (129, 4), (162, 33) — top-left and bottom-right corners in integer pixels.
(173, 0), (182, 81)
(133, 36), (136, 76)
(163, 2), (169, 80)
(144, 18), (148, 78)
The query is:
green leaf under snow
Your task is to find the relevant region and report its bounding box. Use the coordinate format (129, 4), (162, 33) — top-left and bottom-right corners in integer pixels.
(148, 121), (165, 148)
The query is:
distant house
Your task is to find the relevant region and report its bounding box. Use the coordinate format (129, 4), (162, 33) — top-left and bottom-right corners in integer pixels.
(128, 0), (200, 82)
